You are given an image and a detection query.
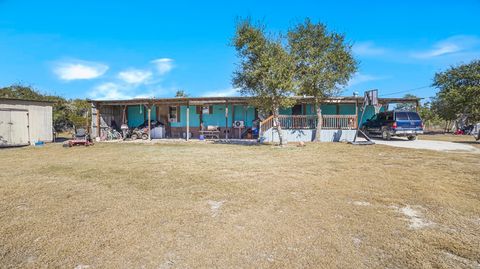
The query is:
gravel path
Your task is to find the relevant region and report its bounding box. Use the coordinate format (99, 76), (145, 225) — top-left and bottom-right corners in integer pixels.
(372, 138), (479, 153)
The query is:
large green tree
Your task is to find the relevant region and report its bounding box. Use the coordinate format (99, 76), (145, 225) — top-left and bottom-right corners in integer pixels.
(175, 90), (189, 97)
(394, 94), (418, 111)
(288, 19), (357, 141)
(232, 20), (296, 146)
(432, 60), (480, 122)
(0, 84), (89, 131)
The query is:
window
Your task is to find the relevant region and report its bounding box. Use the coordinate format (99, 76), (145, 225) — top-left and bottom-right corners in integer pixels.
(202, 106), (211, 114)
(407, 112), (421, 120)
(196, 105), (213, 114)
(169, 106), (180, 122)
(395, 112), (409, 120)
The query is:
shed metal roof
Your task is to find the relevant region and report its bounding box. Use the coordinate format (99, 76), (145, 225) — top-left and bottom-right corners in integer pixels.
(0, 98), (55, 106)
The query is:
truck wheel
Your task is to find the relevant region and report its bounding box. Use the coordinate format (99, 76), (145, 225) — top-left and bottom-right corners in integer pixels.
(408, 135), (417, 141)
(382, 129), (391, 140)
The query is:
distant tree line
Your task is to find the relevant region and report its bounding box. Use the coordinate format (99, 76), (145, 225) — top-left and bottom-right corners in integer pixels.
(0, 84), (90, 132)
(396, 60), (480, 132)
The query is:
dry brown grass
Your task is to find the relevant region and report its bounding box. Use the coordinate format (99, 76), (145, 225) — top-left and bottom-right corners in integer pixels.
(0, 142), (479, 268)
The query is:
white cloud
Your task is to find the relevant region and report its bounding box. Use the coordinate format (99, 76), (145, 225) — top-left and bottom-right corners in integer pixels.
(353, 41), (387, 56)
(88, 58), (178, 99)
(411, 35), (480, 59)
(89, 82), (170, 100)
(117, 69), (152, 84)
(348, 73), (387, 87)
(202, 88), (239, 97)
(53, 60), (108, 80)
(151, 58), (174, 75)
(90, 82), (131, 100)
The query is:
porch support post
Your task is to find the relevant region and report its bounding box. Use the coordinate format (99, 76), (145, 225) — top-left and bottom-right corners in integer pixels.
(225, 102), (229, 139)
(186, 103), (190, 141)
(415, 100), (419, 112)
(122, 105), (127, 124)
(147, 105), (151, 140)
(96, 105), (101, 139)
(231, 104), (235, 126)
(243, 105), (247, 139)
(355, 99), (358, 128)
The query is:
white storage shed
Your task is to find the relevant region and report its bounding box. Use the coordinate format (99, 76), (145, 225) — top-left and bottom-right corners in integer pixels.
(0, 98), (54, 146)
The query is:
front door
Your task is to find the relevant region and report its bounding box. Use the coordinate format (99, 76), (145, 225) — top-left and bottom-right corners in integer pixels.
(292, 104), (303, 115)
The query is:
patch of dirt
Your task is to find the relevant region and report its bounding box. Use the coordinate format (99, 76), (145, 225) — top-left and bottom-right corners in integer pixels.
(396, 205), (434, 229)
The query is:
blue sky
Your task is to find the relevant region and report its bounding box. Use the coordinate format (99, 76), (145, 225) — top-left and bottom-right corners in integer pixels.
(0, 1), (479, 101)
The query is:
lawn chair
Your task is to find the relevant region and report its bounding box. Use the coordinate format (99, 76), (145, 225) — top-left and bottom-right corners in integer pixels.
(64, 128), (94, 147)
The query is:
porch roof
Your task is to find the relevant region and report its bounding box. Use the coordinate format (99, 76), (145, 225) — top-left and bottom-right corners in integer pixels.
(88, 95), (421, 107)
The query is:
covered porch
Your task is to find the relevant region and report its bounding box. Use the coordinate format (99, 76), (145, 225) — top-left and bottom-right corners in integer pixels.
(90, 97), (257, 141)
(89, 95), (420, 142)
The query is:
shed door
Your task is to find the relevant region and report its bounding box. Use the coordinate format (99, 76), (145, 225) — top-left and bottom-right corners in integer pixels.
(0, 110), (29, 145)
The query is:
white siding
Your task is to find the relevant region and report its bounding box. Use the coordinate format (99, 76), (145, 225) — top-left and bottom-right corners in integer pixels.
(0, 100), (53, 144)
(262, 128), (356, 143)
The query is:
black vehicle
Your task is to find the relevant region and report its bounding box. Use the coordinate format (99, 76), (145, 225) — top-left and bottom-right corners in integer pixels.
(362, 111), (424, 140)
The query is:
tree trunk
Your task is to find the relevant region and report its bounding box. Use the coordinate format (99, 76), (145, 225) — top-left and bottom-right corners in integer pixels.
(273, 106), (285, 146)
(314, 100), (322, 142)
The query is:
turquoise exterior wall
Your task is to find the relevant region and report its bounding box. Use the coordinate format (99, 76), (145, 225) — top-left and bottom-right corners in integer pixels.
(170, 105), (200, 128)
(279, 107), (292, 115)
(125, 102), (364, 128)
(233, 105), (255, 127)
(321, 104), (337, 115)
(339, 104), (356, 115)
(201, 104), (233, 127)
(127, 105), (156, 128)
(292, 104), (356, 115)
(168, 104), (255, 128)
(358, 105), (385, 126)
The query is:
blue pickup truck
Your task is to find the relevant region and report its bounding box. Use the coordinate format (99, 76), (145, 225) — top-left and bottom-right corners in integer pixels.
(362, 111), (424, 140)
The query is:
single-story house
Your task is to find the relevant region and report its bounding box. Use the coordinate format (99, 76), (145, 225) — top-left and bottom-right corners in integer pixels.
(89, 95), (420, 143)
(0, 98), (54, 146)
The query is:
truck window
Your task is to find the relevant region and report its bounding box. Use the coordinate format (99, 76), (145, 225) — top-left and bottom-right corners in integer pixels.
(407, 112), (421, 120)
(395, 112), (408, 120)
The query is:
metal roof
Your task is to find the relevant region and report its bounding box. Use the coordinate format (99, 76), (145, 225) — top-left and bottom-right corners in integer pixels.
(88, 96), (421, 106)
(0, 98), (55, 105)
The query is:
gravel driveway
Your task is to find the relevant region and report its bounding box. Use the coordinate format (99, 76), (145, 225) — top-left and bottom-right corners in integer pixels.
(372, 138), (479, 153)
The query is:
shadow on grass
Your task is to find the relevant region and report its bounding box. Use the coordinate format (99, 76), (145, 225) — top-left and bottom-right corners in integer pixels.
(211, 139), (259, 146)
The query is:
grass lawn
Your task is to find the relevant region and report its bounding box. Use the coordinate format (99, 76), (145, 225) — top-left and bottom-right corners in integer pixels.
(1, 142), (479, 268)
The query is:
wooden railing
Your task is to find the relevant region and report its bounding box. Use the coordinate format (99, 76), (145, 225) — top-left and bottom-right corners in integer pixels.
(322, 115), (358, 130)
(259, 115), (274, 136)
(278, 115), (318, 129)
(259, 114), (357, 135)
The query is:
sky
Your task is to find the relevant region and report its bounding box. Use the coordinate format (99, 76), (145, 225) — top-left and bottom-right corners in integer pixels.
(0, 1), (479, 101)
